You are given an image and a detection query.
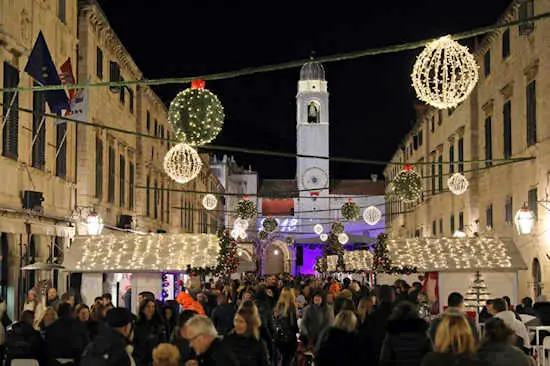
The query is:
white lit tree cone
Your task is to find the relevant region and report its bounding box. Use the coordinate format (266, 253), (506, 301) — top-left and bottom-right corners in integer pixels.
(338, 232), (349, 244)
(163, 143), (203, 184)
(168, 80), (225, 146)
(411, 35), (479, 109)
(262, 217), (279, 233)
(313, 224), (324, 235)
(392, 165), (423, 203)
(447, 173), (469, 195)
(202, 194), (218, 210)
(363, 206), (382, 225)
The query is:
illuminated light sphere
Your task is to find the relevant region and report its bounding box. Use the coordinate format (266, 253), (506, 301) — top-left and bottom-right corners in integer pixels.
(168, 80), (225, 146)
(230, 229), (241, 240)
(234, 218), (249, 232)
(320, 233), (328, 242)
(453, 230), (467, 238)
(338, 232), (349, 245)
(515, 203), (536, 235)
(392, 165), (423, 203)
(202, 194), (218, 210)
(447, 173), (469, 196)
(313, 224), (324, 235)
(363, 206), (382, 226)
(411, 35), (479, 109)
(163, 142), (203, 184)
(86, 212), (104, 236)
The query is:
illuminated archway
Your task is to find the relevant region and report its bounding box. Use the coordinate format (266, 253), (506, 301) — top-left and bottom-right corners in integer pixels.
(262, 240), (292, 274)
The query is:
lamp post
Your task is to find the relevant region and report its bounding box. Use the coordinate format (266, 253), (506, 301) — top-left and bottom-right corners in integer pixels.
(515, 203), (535, 235)
(86, 211), (104, 236)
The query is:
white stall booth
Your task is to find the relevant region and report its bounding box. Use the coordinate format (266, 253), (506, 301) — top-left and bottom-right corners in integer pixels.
(63, 233), (219, 314)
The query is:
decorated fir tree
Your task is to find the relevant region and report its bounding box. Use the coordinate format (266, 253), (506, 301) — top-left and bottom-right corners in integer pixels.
(372, 233), (416, 274)
(216, 228), (239, 278)
(464, 271), (491, 313)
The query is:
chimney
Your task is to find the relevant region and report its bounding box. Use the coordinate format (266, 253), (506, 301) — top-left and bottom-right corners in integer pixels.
(370, 174), (378, 182)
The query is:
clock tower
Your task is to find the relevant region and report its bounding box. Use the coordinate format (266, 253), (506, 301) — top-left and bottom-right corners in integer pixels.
(296, 60), (329, 219)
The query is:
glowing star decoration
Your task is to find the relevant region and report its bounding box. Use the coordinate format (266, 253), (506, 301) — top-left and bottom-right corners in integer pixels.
(515, 203), (536, 235)
(363, 206), (382, 226)
(168, 80), (225, 146)
(392, 165), (422, 203)
(338, 232), (349, 245)
(163, 142), (203, 184)
(320, 233), (328, 242)
(313, 224), (324, 235)
(202, 194), (218, 210)
(447, 173), (469, 196)
(411, 35), (479, 109)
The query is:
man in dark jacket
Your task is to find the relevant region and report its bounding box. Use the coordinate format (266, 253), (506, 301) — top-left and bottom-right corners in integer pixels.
(5, 310), (45, 364)
(366, 285), (395, 363)
(429, 292), (479, 343)
(185, 315), (238, 366)
(211, 293), (236, 335)
(45, 302), (90, 364)
(81, 307), (135, 366)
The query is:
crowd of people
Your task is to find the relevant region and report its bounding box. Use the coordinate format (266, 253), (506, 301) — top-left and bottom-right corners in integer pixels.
(0, 274), (547, 366)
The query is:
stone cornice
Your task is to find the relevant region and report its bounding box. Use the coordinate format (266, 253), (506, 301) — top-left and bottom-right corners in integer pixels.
(481, 99), (494, 115)
(500, 82), (514, 100)
(524, 59), (539, 81)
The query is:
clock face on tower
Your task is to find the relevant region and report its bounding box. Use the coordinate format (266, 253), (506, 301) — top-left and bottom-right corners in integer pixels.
(301, 167), (329, 190)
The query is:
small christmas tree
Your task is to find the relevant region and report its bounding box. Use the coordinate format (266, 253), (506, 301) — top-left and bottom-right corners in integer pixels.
(464, 271), (491, 313)
(216, 228), (239, 278)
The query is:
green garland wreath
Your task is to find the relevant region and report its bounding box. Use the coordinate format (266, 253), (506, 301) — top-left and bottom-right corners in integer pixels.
(262, 217), (279, 233)
(341, 201), (360, 221)
(237, 199), (257, 220)
(331, 221), (345, 235)
(392, 166), (423, 203)
(258, 230), (268, 241)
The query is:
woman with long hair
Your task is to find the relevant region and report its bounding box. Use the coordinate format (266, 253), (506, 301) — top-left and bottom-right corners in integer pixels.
(22, 287), (44, 329)
(476, 317), (532, 366)
(223, 307), (270, 366)
(133, 299), (169, 366)
(153, 343), (181, 366)
(38, 306), (57, 333)
(315, 310), (360, 366)
(421, 313), (486, 366)
(273, 287), (298, 366)
(379, 301), (431, 366)
(240, 300), (274, 360)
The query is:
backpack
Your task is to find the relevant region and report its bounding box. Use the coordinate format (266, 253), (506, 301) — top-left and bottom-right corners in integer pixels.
(273, 313), (294, 343)
(80, 342), (132, 366)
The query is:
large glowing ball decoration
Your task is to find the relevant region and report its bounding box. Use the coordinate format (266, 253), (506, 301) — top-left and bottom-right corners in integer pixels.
(338, 233), (349, 245)
(234, 218), (249, 232)
(411, 35), (479, 109)
(363, 206), (382, 225)
(313, 224), (324, 235)
(163, 143), (203, 184)
(392, 165), (422, 203)
(447, 173), (469, 196)
(202, 194), (218, 210)
(168, 79), (225, 146)
(320, 233), (328, 242)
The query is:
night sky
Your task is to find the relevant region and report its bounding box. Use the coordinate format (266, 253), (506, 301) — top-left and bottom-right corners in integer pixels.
(100, 0), (512, 180)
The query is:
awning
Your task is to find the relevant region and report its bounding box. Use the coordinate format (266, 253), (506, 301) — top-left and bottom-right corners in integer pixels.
(64, 234), (219, 272)
(387, 236), (527, 272)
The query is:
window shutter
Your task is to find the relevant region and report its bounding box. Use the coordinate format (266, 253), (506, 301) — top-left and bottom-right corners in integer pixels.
(2, 62), (19, 160)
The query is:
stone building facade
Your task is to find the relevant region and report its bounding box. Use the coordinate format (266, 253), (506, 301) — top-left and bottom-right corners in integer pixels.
(384, 0), (550, 299)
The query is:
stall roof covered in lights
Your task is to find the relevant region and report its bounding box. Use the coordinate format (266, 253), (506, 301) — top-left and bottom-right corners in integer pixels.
(63, 234), (219, 272)
(387, 237), (527, 272)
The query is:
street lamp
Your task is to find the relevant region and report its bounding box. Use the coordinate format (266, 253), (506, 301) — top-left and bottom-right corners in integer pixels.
(86, 211), (104, 235)
(515, 203), (535, 235)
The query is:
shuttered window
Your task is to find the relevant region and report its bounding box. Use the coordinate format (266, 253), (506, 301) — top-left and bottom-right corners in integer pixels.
(119, 155), (125, 207)
(129, 162), (135, 210)
(2, 62), (19, 160)
(108, 147), (115, 203)
(56, 115), (67, 179)
(527, 80), (537, 146)
(32, 82), (46, 170)
(95, 139), (103, 199)
(503, 101), (512, 159)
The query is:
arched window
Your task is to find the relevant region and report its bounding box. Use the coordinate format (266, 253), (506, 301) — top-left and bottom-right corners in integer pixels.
(307, 102), (320, 123)
(533, 258), (542, 297)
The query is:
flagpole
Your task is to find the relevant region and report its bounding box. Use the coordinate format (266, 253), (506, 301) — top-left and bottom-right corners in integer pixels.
(55, 122), (68, 160)
(0, 91), (19, 132)
(30, 115), (47, 150)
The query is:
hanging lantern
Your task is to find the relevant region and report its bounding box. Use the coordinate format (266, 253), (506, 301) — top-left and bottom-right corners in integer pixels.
(392, 165), (422, 203)
(363, 206), (382, 225)
(515, 203), (536, 235)
(447, 173), (469, 196)
(338, 233), (349, 245)
(313, 224), (324, 235)
(202, 194), (218, 210)
(320, 233), (328, 242)
(411, 35), (479, 109)
(163, 143), (203, 184)
(86, 211), (104, 236)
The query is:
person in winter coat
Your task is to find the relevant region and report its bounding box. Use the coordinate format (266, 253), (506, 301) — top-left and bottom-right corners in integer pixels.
(38, 306), (57, 334)
(421, 313), (486, 366)
(315, 310), (361, 366)
(300, 291), (334, 348)
(22, 287), (44, 330)
(429, 292), (479, 343)
(366, 285), (395, 363)
(171, 310), (197, 365)
(379, 301), (432, 366)
(184, 315), (238, 366)
(211, 293), (236, 336)
(133, 299), (169, 366)
(239, 300), (274, 361)
(223, 307), (270, 366)
(272, 287), (299, 366)
(47, 287), (61, 312)
(45, 302), (90, 364)
(0, 299), (7, 361)
(476, 318), (532, 366)
(4, 310), (45, 365)
(81, 307), (136, 366)
(490, 298), (530, 350)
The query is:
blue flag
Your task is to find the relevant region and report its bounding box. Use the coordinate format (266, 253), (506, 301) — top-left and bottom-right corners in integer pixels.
(24, 31), (70, 114)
